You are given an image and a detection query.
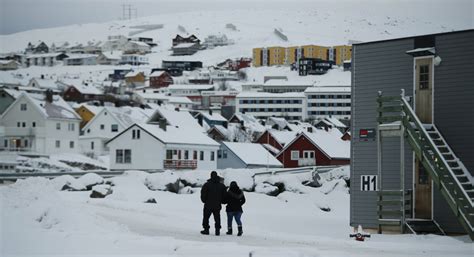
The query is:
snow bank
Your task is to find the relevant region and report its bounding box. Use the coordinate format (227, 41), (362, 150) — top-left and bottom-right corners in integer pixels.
(145, 170), (181, 193)
(220, 169), (255, 191)
(76, 173), (104, 189)
(106, 171), (156, 202)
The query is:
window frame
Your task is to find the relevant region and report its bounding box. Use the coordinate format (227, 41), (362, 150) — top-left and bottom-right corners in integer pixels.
(291, 150), (299, 160)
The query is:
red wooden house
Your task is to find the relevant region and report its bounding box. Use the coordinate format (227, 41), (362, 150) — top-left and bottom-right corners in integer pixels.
(254, 130), (297, 151)
(276, 130), (350, 168)
(63, 84), (105, 103)
(149, 71), (173, 88)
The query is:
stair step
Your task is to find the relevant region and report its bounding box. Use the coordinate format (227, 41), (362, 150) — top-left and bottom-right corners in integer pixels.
(406, 220), (444, 235)
(461, 183), (474, 190)
(452, 168), (464, 176)
(437, 147), (450, 153)
(456, 175), (469, 183)
(447, 161), (460, 168)
(378, 219), (401, 226)
(433, 139), (444, 145)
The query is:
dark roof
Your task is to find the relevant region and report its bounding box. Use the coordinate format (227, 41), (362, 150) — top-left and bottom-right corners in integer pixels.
(354, 29), (474, 46)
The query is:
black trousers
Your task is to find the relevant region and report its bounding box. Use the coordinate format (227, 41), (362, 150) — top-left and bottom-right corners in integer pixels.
(202, 207), (221, 229)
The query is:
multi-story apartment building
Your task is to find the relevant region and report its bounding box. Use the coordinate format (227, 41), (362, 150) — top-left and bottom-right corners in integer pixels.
(253, 44), (352, 67)
(236, 92), (306, 121)
(305, 86), (351, 120)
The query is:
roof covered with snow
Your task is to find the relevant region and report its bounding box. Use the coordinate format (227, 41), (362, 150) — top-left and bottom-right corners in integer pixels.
(133, 123), (219, 146)
(70, 83), (103, 95)
(30, 78), (58, 90)
(23, 93), (81, 120)
(223, 142), (282, 167)
(296, 129), (349, 159)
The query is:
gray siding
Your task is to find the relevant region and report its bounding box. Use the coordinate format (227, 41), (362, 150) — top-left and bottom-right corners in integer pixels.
(216, 144), (247, 169)
(351, 30), (473, 233)
(350, 39), (414, 228)
(431, 31), (474, 232)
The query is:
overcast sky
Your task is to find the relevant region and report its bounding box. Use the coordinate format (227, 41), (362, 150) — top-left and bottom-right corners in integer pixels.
(1, 0), (473, 35)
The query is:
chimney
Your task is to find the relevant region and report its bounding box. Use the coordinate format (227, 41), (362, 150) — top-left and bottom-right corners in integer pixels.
(307, 127), (313, 133)
(175, 107), (180, 112)
(209, 109), (213, 116)
(324, 125), (329, 132)
(159, 118), (167, 131)
(223, 121), (228, 129)
(41, 74), (44, 79)
(240, 120), (244, 128)
(45, 89), (53, 103)
(198, 114), (203, 126)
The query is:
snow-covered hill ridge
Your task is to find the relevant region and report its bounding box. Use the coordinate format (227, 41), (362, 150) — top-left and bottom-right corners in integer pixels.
(1, 7), (470, 65)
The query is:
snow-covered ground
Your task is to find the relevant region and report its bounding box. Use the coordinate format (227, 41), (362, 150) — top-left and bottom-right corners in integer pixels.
(1, 167), (472, 257)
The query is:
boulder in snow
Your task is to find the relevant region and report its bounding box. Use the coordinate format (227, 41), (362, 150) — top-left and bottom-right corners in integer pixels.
(90, 184), (113, 198)
(77, 173), (104, 190)
(254, 182), (280, 196)
(144, 198), (157, 204)
(145, 171), (181, 193)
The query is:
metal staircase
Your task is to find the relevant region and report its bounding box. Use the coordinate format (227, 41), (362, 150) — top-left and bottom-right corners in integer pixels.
(377, 90), (474, 240)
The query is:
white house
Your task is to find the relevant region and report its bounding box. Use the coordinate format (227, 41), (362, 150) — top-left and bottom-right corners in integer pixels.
(120, 54), (149, 65)
(101, 35), (129, 52)
(79, 106), (152, 157)
(167, 84), (215, 98)
(27, 77), (60, 91)
(236, 92), (307, 121)
(63, 54), (98, 66)
(203, 34), (234, 48)
(107, 106), (219, 171)
(0, 92), (81, 155)
(24, 52), (68, 67)
(124, 41), (151, 54)
(304, 86), (351, 120)
(97, 51), (122, 65)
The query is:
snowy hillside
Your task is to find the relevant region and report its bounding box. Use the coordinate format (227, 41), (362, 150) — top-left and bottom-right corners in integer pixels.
(1, 5), (470, 67)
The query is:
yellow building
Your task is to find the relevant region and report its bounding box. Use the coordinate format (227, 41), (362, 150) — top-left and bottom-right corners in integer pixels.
(75, 105), (103, 128)
(252, 44), (351, 67)
(267, 46), (286, 66)
(333, 45), (352, 65)
(252, 48), (264, 67)
(302, 45), (330, 60)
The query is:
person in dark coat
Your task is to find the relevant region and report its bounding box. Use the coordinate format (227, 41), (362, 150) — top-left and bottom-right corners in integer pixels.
(200, 171), (227, 236)
(225, 181), (246, 236)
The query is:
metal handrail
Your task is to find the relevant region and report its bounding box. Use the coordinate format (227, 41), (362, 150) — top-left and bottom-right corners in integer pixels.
(400, 96), (473, 208)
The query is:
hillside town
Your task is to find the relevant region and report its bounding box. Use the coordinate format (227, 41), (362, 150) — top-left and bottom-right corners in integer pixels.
(0, 1), (473, 256)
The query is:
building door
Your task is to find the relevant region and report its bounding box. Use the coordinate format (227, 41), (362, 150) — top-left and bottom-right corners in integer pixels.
(414, 57), (433, 219)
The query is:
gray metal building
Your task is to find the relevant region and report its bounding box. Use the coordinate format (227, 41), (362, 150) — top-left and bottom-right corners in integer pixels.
(350, 29), (474, 237)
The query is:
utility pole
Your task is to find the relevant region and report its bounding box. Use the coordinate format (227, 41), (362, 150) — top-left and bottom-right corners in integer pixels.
(122, 4), (137, 20)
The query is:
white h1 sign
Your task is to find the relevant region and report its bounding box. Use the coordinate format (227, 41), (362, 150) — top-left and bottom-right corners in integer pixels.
(360, 175), (377, 191)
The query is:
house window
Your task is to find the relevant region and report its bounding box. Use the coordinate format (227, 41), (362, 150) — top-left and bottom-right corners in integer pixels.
(91, 141), (94, 150)
(24, 139), (28, 147)
(4, 139), (7, 148)
(32, 122), (36, 127)
(193, 151), (197, 160)
(303, 151), (315, 159)
(68, 123), (75, 131)
(132, 129), (141, 139)
(70, 141), (74, 149)
(223, 150), (227, 159)
(184, 150), (189, 160)
(291, 150), (299, 160)
(17, 122), (21, 127)
(166, 150), (173, 160)
(100, 124), (105, 130)
(56, 123), (61, 130)
(22, 122), (26, 128)
(210, 151), (215, 161)
(55, 140), (60, 148)
(111, 124), (118, 132)
(217, 150), (222, 159)
(419, 64), (430, 89)
(200, 151), (204, 161)
(116, 149), (132, 163)
(20, 103), (27, 111)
